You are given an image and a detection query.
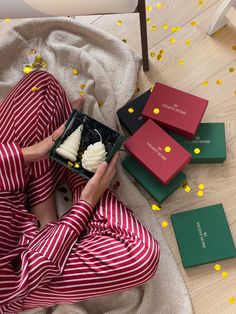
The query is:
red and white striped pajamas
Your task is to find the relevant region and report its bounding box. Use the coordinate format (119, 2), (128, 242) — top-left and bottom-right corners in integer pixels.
(0, 70), (160, 313)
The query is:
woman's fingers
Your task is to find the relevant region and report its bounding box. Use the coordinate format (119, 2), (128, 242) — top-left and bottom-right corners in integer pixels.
(92, 161), (108, 183)
(103, 152), (119, 181)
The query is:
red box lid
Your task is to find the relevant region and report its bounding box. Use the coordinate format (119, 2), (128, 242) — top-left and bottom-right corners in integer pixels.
(124, 119), (192, 185)
(142, 82), (208, 139)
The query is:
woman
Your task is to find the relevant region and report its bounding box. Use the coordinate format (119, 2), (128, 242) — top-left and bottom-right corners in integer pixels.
(0, 70), (160, 313)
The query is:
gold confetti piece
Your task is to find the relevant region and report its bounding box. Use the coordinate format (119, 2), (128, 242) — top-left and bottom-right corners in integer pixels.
(229, 297), (235, 304)
(122, 39), (127, 43)
(202, 80), (209, 86)
(185, 39), (191, 45)
(150, 52), (156, 57)
(232, 45), (236, 51)
(176, 26), (181, 31)
(98, 101), (104, 107)
(80, 84), (86, 90)
(23, 65), (33, 74)
(74, 162), (80, 169)
(198, 184), (205, 190)
(72, 68), (79, 75)
(222, 271), (228, 279)
(178, 59), (185, 65)
(171, 27), (177, 33)
(79, 91), (84, 97)
(151, 25), (157, 31)
(146, 5), (153, 11)
(152, 204), (161, 211)
(194, 148), (201, 155)
(229, 67), (235, 72)
(191, 20), (197, 26)
(128, 107), (135, 113)
(3, 18), (11, 23)
(42, 61), (48, 68)
(234, 90), (236, 95)
(161, 221), (168, 228)
(184, 185), (191, 193)
(153, 107), (160, 114)
(159, 49), (165, 54)
(67, 161), (73, 167)
(150, 85), (155, 92)
(198, 0), (204, 5)
(170, 37), (176, 44)
(146, 18), (151, 23)
(157, 54), (163, 61)
(165, 146), (171, 153)
(156, 3), (163, 9)
(216, 79), (222, 85)
(31, 86), (39, 92)
(116, 20), (123, 25)
(197, 190), (204, 197)
(214, 264), (221, 271)
(35, 55), (43, 64)
(162, 24), (168, 29)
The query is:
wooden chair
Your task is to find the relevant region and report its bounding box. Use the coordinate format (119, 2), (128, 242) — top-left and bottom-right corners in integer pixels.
(0, 0), (149, 71)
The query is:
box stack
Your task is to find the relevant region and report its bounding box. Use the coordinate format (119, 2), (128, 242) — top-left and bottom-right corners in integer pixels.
(118, 82), (226, 204)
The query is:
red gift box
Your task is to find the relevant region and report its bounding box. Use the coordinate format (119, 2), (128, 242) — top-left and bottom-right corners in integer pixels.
(141, 82), (208, 139)
(124, 119), (192, 185)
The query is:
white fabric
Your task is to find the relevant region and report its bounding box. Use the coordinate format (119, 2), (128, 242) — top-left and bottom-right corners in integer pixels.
(0, 17), (193, 314)
(0, 0), (138, 19)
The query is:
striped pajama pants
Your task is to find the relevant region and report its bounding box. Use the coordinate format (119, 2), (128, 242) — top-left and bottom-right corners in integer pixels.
(0, 70), (160, 313)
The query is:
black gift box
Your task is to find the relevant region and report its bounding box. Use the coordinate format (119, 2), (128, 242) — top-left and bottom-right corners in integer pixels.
(49, 110), (125, 179)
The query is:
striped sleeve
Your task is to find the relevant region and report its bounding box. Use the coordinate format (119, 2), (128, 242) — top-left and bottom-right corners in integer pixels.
(0, 142), (26, 192)
(0, 201), (93, 307)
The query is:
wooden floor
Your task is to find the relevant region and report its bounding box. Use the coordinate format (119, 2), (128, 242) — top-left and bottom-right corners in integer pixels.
(1, 0), (236, 312)
(76, 1), (236, 313)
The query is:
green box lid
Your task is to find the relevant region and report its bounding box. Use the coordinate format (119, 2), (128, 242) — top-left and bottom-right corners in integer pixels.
(122, 154), (186, 204)
(169, 123), (226, 163)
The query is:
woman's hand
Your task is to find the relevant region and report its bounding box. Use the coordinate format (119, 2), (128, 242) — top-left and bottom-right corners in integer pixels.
(22, 98), (84, 162)
(80, 152), (120, 208)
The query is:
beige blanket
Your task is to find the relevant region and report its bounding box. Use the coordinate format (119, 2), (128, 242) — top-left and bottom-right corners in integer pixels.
(0, 17), (193, 314)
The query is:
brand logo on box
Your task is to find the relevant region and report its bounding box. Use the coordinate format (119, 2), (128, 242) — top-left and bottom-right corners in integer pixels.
(185, 136), (211, 145)
(161, 103), (186, 115)
(147, 142), (167, 161)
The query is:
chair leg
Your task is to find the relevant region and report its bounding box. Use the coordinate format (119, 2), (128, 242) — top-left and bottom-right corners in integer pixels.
(138, 0), (149, 71)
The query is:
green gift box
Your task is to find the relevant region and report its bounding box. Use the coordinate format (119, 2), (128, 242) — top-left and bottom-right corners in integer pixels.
(49, 109), (125, 179)
(122, 154), (186, 204)
(169, 123), (226, 163)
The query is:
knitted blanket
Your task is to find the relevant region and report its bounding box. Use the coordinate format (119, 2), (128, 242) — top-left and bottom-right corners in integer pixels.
(0, 17), (193, 314)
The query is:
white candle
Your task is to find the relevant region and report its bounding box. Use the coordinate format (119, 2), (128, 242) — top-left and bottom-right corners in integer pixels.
(0, 0), (138, 19)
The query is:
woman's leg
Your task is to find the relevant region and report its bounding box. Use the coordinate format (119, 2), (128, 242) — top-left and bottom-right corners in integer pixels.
(22, 173), (160, 310)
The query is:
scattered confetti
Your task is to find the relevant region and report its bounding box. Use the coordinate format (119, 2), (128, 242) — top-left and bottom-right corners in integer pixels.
(3, 18), (11, 23)
(72, 68), (79, 75)
(191, 20), (197, 26)
(185, 39), (191, 45)
(31, 86), (39, 92)
(67, 161), (73, 167)
(184, 185), (191, 193)
(146, 18), (151, 23)
(198, 0), (204, 5)
(79, 91), (84, 97)
(178, 59), (185, 65)
(98, 101), (104, 107)
(176, 26), (181, 31)
(232, 45), (236, 51)
(170, 37), (176, 44)
(162, 24), (169, 29)
(159, 49), (165, 54)
(156, 3), (163, 9)
(171, 27), (177, 33)
(80, 84), (86, 90)
(122, 39), (127, 43)
(229, 67), (235, 72)
(152, 204), (162, 211)
(116, 20), (123, 25)
(150, 85), (155, 92)
(153, 108), (160, 114)
(74, 162), (80, 169)
(194, 148), (201, 155)
(150, 52), (156, 57)
(157, 54), (163, 61)
(165, 146), (171, 153)
(151, 25), (157, 31)
(229, 297), (235, 304)
(197, 190), (204, 197)
(161, 221), (168, 228)
(222, 271), (228, 279)
(198, 184), (205, 190)
(128, 107), (135, 113)
(146, 5), (153, 11)
(214, 264), (221, 271)
(216, 79), (222, 85)
(202, 80), (209, 86)
(23, 65), (33, 74)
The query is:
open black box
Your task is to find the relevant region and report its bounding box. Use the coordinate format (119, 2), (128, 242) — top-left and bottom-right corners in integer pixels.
(49, 110), (126, 179)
